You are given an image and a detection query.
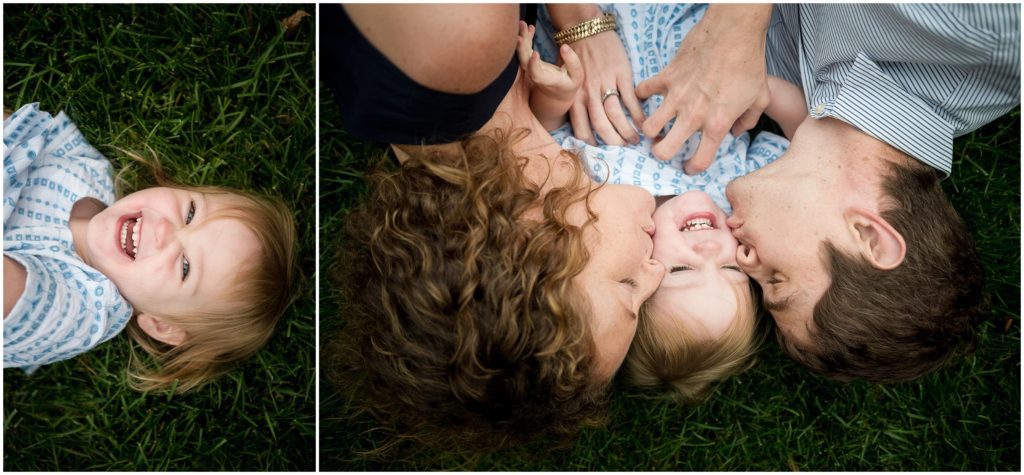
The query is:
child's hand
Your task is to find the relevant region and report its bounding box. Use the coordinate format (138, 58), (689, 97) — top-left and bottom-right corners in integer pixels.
(517, 21), (583, 102)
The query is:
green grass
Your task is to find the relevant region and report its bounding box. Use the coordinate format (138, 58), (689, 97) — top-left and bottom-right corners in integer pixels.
(318, 84), (1020, 469)
(4, 4), (315, 471)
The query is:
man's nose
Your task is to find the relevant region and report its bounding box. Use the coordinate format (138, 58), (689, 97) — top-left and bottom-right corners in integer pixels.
(726, 215), (742, 230)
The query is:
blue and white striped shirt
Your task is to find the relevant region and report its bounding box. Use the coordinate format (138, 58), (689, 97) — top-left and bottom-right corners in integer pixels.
(3, 103), (133, 370)
(765, 4), (1020, 175)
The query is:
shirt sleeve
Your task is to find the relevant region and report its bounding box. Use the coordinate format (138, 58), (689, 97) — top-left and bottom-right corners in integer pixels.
(3, 251), (132, 369)
(768, 4), (1020, 176)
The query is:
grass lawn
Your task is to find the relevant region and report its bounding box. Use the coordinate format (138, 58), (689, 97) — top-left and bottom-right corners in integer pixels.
(318, 71), (1021, 473)
(3, 4), (316, 471)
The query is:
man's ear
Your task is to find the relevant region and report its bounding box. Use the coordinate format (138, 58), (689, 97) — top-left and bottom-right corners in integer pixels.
(844, 207), (906, 270)
(136, 313), (186, 346)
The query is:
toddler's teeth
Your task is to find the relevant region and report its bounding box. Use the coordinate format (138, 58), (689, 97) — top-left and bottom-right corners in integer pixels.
(132, 219), (141, 254)
(120, 220), (130, 252)
(681, 217), (715, 232)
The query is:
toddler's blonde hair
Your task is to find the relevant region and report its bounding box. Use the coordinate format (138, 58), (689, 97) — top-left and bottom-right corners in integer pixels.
(625, 282), (760, 403)
(113, 148), (297, 393)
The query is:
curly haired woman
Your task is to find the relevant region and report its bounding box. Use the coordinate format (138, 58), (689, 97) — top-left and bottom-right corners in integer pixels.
(323, 4), (665, 451)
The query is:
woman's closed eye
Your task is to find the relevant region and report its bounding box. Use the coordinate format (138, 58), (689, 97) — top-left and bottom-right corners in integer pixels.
(620, 277), (639, 289)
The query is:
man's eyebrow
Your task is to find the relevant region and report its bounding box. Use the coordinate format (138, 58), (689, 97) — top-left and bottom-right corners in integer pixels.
(764, 294), (793, 312)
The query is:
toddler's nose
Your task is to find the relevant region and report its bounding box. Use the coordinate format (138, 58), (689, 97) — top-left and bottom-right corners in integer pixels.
(693, 239), (721, 257)
(152, 215), (175, 250)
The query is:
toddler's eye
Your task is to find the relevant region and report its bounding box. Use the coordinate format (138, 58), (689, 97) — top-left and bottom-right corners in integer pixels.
(723, 265), (743, 272)
(182, 256), (191, 281)
(670, 266), (694, 273)
(186, 200), (195, 224)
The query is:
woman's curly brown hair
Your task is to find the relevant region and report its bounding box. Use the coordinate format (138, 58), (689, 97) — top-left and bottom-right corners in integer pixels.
(328, 128), (611, 453)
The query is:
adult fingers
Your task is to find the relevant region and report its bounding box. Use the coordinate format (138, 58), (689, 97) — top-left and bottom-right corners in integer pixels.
(569, 100), (596, 146)
(731, 86), (770, 135)
(603, 95), (640, 144)
(590, 94), (625, 146)
(641, 99), (678, 139)
(635, 74), (665, 100)
(651, 114), (698, 161)
(618, 77), (646, 129)
(684, 124), (727, 174)
(683, 150), (715, 175)
(731, 106), (763, 137)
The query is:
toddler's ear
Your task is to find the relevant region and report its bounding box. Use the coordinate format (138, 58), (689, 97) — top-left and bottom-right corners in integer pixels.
(136, 313), (186, 346)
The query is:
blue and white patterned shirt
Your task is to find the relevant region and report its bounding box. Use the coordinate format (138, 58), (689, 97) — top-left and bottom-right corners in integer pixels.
(534, 4), (789, 213)
(3, 103), (133, 370)
(765, 4), (1020, 175)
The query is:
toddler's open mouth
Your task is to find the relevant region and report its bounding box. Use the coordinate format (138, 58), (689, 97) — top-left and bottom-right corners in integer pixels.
(681, 212), (716, 232)
(118, 214), (143, 260)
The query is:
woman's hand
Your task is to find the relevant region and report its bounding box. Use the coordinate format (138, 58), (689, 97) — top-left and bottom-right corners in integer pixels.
(636, 4), (772, 174)
(565, 29), (645, 146)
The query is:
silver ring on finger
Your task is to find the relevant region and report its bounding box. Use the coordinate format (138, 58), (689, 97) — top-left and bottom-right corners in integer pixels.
(601, 88), (620, 103)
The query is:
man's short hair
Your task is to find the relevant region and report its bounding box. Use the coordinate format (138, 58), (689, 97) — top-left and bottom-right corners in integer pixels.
(778, 159), (986, 383)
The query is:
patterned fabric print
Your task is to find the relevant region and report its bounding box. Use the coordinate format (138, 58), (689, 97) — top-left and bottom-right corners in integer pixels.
(766, 4), (1020, 175)
(534, 4), (789, 213)
(3, 103), (133, 370)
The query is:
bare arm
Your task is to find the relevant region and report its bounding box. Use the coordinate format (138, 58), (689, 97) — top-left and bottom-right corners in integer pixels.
(4, 256), (27, 319)
(343, 4), (519, 95)
(764, 76), (808, 140)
